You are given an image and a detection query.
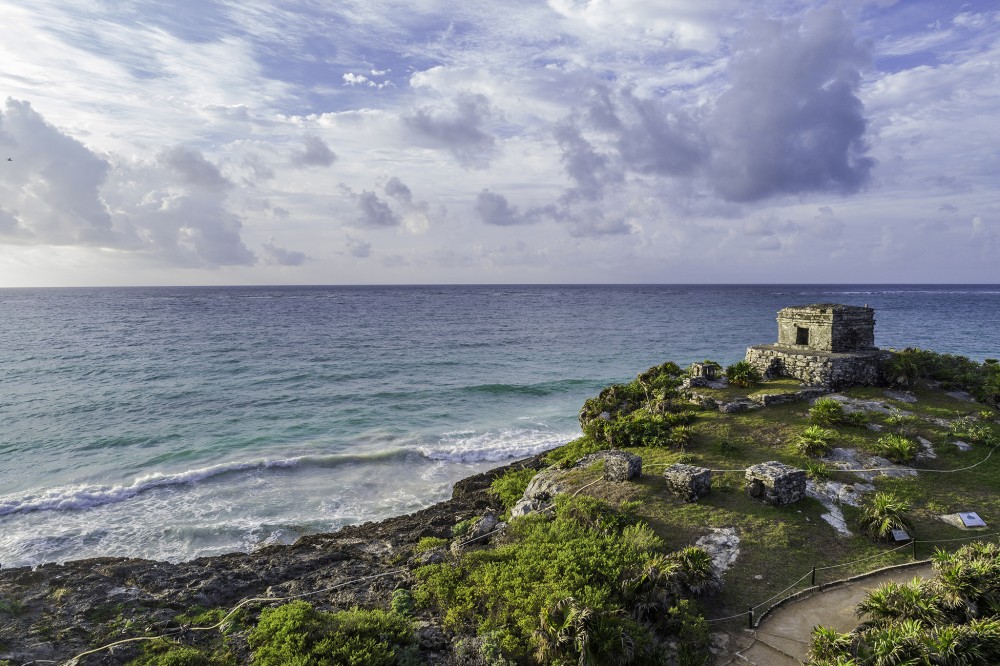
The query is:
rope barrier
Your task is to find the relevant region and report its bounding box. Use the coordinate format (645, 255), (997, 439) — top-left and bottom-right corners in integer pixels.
(815, 541), (913, 571)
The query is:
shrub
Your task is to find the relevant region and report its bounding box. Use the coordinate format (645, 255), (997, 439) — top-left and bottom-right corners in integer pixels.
(667, 425), (694, 449)
(794, 425), (836, 457)
(804, 461), (831, 480)
(584, 409), (696, 449)
(951, 416), (992, 444)
(543, 436), (607, 469)
(248, 601), (414, 666)
(578, 363), (686, 430)
(390, 589), (414, 617)
(490, 468), (538, 510)
(414, 495), (711, 664)
(724, 361), (761, 388)
(127, 639), (233, 666)
(414, 536), (448, 554)
(858, 492), (911, 542)
(872, 434), (917, 463)
(452, 517), (476, 538)
(809, 398), (846, 426)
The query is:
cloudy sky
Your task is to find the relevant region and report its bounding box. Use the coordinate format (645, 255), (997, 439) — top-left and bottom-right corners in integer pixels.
(0, 0), (997, 286)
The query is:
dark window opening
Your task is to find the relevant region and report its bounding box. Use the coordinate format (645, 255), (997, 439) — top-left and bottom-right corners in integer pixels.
(796, 326), (809, 346)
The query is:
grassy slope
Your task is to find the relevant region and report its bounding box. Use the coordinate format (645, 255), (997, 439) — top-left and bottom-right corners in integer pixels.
(547, 380), (1000, 623)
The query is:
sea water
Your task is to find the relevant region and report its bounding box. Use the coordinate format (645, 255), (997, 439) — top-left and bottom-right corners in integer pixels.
(1, 285), (998, 567)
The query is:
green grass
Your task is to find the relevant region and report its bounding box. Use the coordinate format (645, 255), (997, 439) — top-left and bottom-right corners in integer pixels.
(536, 380), (1000, 623)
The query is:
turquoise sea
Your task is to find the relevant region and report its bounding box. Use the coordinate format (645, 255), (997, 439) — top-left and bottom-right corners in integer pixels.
(1, 285), (998, 567)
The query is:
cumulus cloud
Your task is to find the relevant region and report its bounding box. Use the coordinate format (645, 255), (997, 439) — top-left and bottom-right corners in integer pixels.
(613, 89), (707, 178)
(553, 120), (620, 203)
(404, 93), (497, 168)
(0, 98), (114, 245)
(0, 98), (257, 267)
(291, 135), (336, 168)
(160, 145), (232, 191)
(261, 238), (307, 265)
(345, 235), (372, 258)
(354, 190), (401, 228)
(475, 190), (537, 226)
(706, 5), (874, 202)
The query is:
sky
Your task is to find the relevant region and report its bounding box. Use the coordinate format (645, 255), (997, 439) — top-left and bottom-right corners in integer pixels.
(0, 0), (998, 286)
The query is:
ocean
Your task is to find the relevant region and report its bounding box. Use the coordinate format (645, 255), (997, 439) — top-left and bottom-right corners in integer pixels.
(1, 285), (998, 568)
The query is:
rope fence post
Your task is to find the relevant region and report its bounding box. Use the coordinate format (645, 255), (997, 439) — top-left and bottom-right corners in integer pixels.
(747, 605), (753, 630)
(912, 539), (917, 560)
(811, 566), (816, 586)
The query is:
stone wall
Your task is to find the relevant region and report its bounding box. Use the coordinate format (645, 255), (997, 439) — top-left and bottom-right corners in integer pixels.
(776, 304), (875, 353)
(745, 461), (806, 506)
(746, 345), (891, 389)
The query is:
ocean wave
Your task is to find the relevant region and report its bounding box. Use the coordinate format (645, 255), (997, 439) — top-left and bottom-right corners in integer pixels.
(0, 427), (571, 518)
(419, 427), (573, 463)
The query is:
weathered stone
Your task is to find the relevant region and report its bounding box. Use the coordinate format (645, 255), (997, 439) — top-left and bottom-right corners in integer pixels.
(744, 461), (806, 506)
(603, 450), (642, 481)
(664, 463), (712, 502)
(745, 304), (892, 389)
(719, 398), (755, 413)
(689, 362), (720, 380)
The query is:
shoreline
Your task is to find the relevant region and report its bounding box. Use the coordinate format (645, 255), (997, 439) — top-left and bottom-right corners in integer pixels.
(0, 451), (547, 663)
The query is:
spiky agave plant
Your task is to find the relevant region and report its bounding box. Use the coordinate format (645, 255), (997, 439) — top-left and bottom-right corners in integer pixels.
(808, 625), (853, 663)
(858, 491), (911, 542)
(855, 579), (946, 627)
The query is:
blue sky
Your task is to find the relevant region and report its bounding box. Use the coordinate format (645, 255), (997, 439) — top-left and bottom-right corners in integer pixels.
(0, 0), (997, 286)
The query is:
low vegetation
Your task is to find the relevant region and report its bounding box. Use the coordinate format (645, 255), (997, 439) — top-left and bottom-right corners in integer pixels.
(724, 361), (761, 388)
(809, 542), (1000, 665)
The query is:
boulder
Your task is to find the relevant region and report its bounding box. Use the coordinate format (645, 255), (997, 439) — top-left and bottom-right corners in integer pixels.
(603, 450), (642, 481)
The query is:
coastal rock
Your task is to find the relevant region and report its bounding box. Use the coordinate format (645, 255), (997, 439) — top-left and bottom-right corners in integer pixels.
(820, 394), (911, 417)
(884, 389), (918, 403)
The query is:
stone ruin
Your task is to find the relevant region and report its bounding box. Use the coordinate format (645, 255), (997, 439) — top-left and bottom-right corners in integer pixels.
(684, 362), (721, 389)
(603, 450), (642, 482)
(745, 304), (892, 389)
(664, 463), (712, 502)
(744, 461), (806, 506)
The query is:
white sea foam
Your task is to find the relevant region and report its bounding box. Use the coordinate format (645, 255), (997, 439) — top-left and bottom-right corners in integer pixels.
(0, 457), (302, 517)
(419, 427), (572, 463)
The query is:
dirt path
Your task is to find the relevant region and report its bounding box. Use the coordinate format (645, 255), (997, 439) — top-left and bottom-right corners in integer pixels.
(727, 562), (933, 665)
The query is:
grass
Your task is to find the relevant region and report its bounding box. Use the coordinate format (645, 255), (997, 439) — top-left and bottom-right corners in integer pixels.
(537, 380), (1000, 622)
(683, 377), (803, 403)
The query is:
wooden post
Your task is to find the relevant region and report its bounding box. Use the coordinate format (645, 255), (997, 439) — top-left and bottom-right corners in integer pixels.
(811, 566), (816, 586)
(748, 606), (753, 629)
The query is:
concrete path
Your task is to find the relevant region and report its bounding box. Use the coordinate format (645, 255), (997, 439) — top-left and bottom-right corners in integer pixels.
(730, 562), (933, 665)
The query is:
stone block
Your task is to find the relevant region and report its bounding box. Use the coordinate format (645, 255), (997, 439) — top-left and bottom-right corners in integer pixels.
(744, 461), (806, 506)
(603, 450), (642, 481)
(664, 463), (712, 502)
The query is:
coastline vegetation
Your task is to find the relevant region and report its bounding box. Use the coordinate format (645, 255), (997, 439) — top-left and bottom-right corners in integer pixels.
(12, 349), (1000, 665)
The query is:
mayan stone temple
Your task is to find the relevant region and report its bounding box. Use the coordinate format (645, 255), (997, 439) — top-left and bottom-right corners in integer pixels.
(745, 304), (892, 389)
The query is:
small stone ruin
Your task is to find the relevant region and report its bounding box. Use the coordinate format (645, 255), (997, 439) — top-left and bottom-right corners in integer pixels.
(603, 450), (642, 481)
(685, 362), (721, 388)
(664, 463), (712, 502)
(744, 461), (806, 506)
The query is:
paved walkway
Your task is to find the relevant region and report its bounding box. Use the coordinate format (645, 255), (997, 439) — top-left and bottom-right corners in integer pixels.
(731, 562), (933, 665)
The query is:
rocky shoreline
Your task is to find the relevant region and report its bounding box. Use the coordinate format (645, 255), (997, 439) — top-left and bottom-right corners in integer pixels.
(0, 454), (547, 665)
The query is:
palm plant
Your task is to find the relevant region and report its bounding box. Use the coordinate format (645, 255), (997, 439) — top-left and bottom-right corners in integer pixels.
(795, 425), (836, 457)
(534, 597), (596, 666)
(809, 398), (847, 426)
(670, 546), (722, 597)
(858, 491), (911, 542)
(809, 625), (853, 662)
(855, 579), (946, 627)
(871, 434), (917, 463)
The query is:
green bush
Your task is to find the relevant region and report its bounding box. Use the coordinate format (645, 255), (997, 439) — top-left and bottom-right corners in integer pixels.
(414, 495), (711, 664)
(248, 601), (414, 666)
(794, 426), (836, 457)
(578, 363), (686, 430)
(858, 491), (911, 542)
(390, 589), (414, 617)
(452, 517), (477, 538)
(414, 536), (448, 554)
(809, 541), (1000, 664)
(885, 349), (1000, 405)
(951, 416), (993, 444)
(489, 468), (538, 510)
(809, 398), (847, 426)
(724, 361), (761, 388)
(871, 434), (917, 463)
(804, 461), (831, 480)
(128, 639), (234, 666)
(584, 409), (696, 449)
